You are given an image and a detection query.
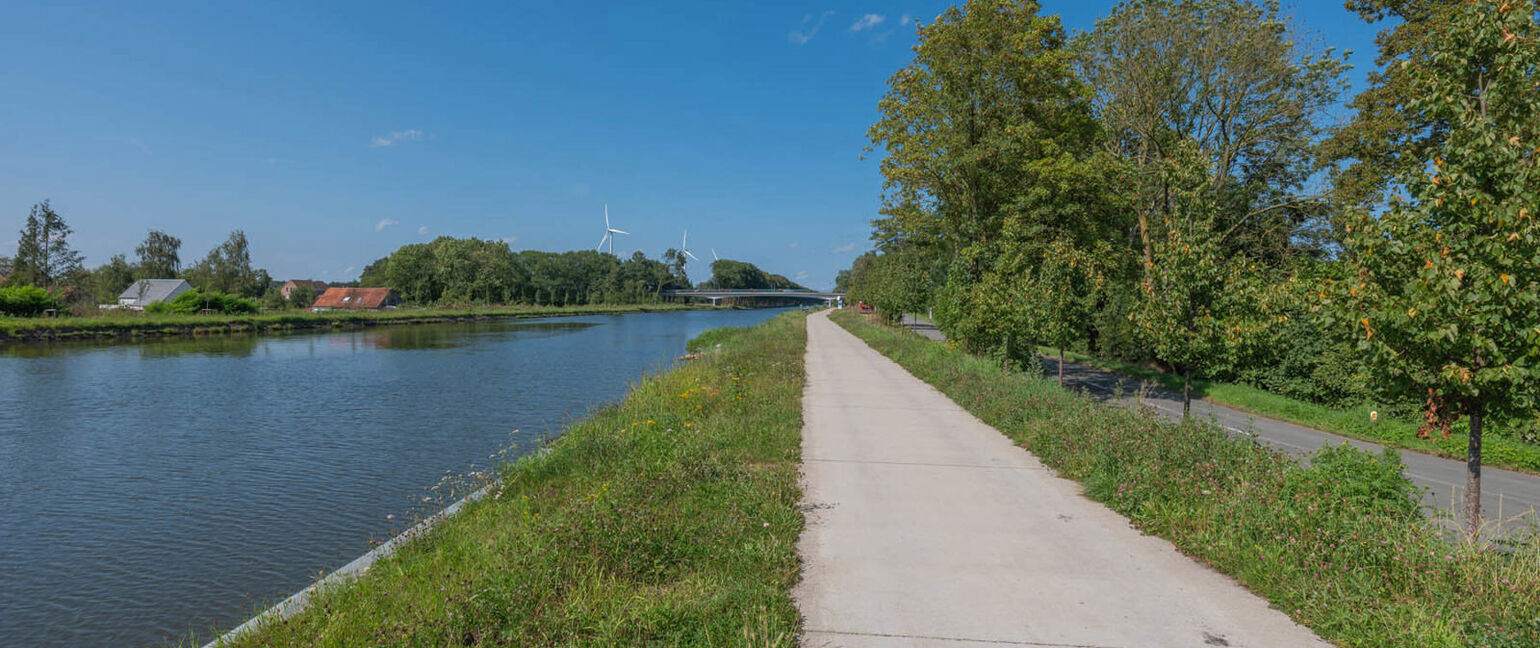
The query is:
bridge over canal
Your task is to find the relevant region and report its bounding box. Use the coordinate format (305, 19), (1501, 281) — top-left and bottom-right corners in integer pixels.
(664, 289), (845, 306)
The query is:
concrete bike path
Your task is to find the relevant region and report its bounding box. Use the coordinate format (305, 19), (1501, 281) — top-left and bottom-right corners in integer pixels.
(793, 310), (1329, 648)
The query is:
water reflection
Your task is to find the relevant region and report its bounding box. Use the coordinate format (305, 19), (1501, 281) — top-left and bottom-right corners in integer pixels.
(0, 308), (788, 648)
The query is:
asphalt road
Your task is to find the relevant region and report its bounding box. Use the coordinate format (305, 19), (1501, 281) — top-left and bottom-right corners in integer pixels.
(898, 314), (1540, 534)
(796, 311), (1331, 647)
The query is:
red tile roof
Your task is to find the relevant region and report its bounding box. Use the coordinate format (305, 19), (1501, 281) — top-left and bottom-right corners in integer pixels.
(311, 287), (399, 309)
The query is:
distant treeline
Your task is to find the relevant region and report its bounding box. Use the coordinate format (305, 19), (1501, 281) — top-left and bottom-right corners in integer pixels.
(0, 200), (803, 314)
(356, 237), (804, 306)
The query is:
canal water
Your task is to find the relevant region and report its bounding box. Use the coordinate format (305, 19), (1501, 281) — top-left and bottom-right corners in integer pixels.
(0, 308), (791, 648)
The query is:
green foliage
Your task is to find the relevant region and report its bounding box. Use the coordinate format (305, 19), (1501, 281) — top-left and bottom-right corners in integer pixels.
(183, 230), (269, 298)
(700, 259), (805, 290)
(89, 254), (137, 305)
(0, 285), (63, 317)
(11, 200), (84, 289)
(846, 248), (933, 324)
(214, 313), (808, 648)
(134, 229), (182, 279)
(377, 238), (691, 306)
(145, 290), (259, 315)
(833, 310), (1540, 648)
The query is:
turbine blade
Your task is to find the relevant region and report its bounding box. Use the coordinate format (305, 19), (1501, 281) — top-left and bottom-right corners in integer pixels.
(605, 204), (610, 229)
(712, 248), (719, 261)
(596, 233), (608, 252)
(684, 250), (699, 261)
(611, 229), (629, 236)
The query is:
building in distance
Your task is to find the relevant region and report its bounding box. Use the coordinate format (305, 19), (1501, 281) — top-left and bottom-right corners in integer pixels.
(311, 287), (401, 310)
(117, 279), (192, 310)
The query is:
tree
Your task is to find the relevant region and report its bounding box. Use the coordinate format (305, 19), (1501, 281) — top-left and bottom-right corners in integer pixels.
(11, 200), (84, 289)
(1339, 0), (1540, 533)
(0, 255), (13, 280)
(135, 230), (182, 279)
(91, 254), (137, 303)
(1078, 0), (1349, 265)
(1320, 0), (1460, 209)
(287, 284), (318, 309)
(184, 230), (268, 298)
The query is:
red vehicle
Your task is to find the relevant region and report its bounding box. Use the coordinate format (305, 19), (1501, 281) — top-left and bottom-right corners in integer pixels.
(857, 301), (875, 315)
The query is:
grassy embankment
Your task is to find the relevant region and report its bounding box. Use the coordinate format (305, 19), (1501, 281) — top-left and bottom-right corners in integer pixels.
(0, 303), (708, 343)
(834, 310), (1539, 648)
(1033, 344), (1540, 474)
(208, 312), (807, 647)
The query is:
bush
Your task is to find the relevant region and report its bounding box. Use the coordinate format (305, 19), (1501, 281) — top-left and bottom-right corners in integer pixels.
(0, 285), (63, 317)
(145, 290), (259, 315)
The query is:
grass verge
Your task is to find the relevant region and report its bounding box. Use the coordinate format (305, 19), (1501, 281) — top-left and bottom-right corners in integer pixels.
(1035, 345), (1540, 474)
(0, 303), (707, 343)
(210, 311), (808, 647)
(835, 310), (1539, 648)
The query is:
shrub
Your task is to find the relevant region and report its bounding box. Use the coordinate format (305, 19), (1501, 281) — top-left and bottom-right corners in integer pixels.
(0, 285), (63, 317)
(145, 290), (259, 315)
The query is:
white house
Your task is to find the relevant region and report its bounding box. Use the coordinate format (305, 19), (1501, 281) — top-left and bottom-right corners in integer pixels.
(118, 279), (192, 310)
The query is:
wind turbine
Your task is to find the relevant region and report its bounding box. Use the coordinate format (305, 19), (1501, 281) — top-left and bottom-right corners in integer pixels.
(680, 230), (699, 263)
(711, 248), (719, 261)
(595, 204), (628, 255)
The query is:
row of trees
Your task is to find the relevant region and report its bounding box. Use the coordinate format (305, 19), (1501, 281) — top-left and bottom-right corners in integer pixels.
(846, 0), (1540, 531)
(355, 236), (806, 305)
(355, 237), (693, 305)
(2, 200), (274, 308)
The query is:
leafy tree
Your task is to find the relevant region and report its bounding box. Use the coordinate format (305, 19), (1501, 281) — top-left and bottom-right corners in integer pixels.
(184, 230), (269, 298)
(90, 254), (137, 303)
(1339, 0), (1540, 532)
(0, 255), (12, 280)
(135, 229), (182, 279)
(386, 243), (440, 304)
(11, 200), (84, 289)
(700, 259), (806, 290)
(1078, 0), (1348, 265)
(0, 285), (63, 316)
(287, 283), (318, 309)
(1321, 0), (1459, 209)
(357, 256), (390, 287)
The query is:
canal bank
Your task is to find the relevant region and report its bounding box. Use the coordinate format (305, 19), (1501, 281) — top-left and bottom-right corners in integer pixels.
(0, 308), (796, 648)
(0, 303), (716, 344)
(202, 311), (808, 647)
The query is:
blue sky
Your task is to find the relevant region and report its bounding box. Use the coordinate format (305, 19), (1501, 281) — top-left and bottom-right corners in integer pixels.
(0, 1), (1379, 289)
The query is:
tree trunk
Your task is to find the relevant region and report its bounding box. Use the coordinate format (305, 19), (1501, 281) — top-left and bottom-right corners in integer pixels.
(1057, 346), (1065, 387)
(1466, 406), (1484, 535)
(1182, 367), (1192, 419)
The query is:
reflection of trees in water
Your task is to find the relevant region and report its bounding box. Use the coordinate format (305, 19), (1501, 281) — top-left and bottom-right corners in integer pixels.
(0, 319), (605, 357)
(0, 335), (264, 359)
(362, 321), (602, 351)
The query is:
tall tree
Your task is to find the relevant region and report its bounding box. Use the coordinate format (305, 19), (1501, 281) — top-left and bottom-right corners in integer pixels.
(184, 230), (267, 297)
(91, 254), (137, 302)
(1339, 0), (1540, 533)
(135, 230), (182, 279)
(11, 200), (84, 289)
(1078, 0), (1348, 264)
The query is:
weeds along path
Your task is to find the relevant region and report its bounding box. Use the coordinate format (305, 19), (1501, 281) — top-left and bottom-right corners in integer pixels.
(212, 313), (807, 648)
(795, 310), (1329, 648)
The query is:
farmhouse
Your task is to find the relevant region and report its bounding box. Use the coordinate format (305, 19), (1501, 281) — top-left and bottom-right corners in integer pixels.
(279, 279), (328, 301)
(311, 287), (400, 310)
(117, 279), (192, 310)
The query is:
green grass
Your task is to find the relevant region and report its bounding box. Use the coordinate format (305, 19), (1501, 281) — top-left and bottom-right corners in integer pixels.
(207, 312), (808, 648)
(1032, 344), (1540, 474)
(834, 310), (1540, 648)
(0, 303), (709, 343)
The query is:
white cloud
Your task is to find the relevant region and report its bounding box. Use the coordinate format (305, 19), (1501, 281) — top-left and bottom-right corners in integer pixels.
(832, 242), (858, 254)
(375, 218), (400, 232)
(369, 129), (424, 148)
(788, 242), (800, 248)
(500, 236), (518, 244)
(850, 13), (885, 32)
(418, 226), (430, 235)
(789, 10), (834, 45)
